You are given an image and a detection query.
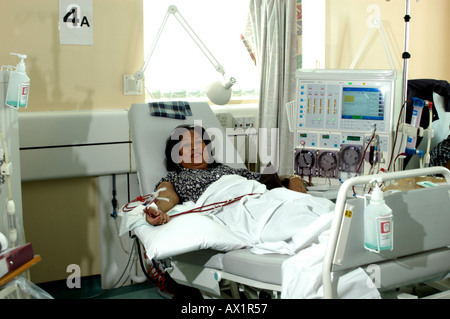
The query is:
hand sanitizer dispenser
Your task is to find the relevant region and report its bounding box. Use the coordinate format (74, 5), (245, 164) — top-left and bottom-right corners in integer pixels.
(5, 53), (30, 109)
(364, 180), (393, 253)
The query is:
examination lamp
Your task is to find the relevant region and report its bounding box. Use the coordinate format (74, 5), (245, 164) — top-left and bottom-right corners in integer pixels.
(131, 5), (236, 105)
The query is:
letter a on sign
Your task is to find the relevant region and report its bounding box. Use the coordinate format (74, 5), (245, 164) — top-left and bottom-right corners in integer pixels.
(59, 0), (94, 45)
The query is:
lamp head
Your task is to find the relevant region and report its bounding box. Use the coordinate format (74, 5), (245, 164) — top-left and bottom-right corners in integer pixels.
(205, 77), (236, 105)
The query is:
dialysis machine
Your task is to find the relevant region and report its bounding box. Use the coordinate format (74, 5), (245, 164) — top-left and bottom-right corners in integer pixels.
(292, 69), (402, 188)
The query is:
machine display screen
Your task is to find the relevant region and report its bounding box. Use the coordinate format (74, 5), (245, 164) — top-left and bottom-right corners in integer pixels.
(341, 87), (384, 121)
(347, 136), (361, 141)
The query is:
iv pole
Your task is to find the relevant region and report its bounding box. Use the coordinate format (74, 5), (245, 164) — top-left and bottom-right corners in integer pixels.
(397, 0), (422, 171)
(400, 0), (413, 119)
(385, 0), (419, 116)
(351, 1), (420, 171)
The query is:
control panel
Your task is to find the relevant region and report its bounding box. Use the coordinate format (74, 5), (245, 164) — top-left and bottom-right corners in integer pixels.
(293, 69), (402, 183)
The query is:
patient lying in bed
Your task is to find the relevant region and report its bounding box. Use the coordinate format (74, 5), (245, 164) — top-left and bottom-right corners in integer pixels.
(120, 123), (382, 298)
(144, 124), (308, 227)
(120, 123), (335, 257)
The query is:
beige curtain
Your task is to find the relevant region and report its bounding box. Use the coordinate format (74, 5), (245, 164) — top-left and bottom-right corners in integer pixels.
(243, 0), (300, 175)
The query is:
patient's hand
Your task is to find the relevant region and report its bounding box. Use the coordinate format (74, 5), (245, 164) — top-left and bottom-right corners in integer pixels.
(144, 205), (170, 226)
(288, 177), (307, 194)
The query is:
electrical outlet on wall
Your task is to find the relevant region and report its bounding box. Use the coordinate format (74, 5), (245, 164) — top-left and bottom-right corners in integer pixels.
(232, 117), (245, 129)
(233, 116), (256, 129)
(244, 116), (256, 128)
(215, 113), (233, 128)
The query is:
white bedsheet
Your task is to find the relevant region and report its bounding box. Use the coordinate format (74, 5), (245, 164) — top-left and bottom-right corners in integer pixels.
(197, 175), (380, 299)
(281, 229), (381, 299)
(197, 175), (334, 249)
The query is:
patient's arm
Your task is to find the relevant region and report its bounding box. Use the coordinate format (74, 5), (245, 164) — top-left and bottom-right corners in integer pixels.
(144, 181), (179, 226)
(144, 206), (170, 226)
(155, 181), (180, 213)
(287, 176), (307, 194)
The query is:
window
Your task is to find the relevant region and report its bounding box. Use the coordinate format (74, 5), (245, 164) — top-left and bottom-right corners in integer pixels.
(142, 0), (259, 103)
(302, 0), (325, 69)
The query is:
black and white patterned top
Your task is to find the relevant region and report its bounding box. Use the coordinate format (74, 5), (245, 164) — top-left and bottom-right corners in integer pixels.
(155, 164), (261, 203)
(430, 135), (450, 167)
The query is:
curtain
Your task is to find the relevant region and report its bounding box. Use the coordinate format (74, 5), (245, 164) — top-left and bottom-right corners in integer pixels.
(243, 0), (300, 175)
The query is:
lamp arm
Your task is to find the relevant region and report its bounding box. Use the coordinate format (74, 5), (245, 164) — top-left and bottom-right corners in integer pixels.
(135, 7), (172, 80)
(135, 5), (226, 80)
(170, 6), (226, 76)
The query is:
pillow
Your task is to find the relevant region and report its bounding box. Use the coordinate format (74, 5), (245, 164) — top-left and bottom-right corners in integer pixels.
(133, 213), (248, 260)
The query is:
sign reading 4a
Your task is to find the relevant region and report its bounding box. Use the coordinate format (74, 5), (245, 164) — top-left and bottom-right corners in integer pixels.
(63, 4), (91, 29)
(59, 0), (93, 45)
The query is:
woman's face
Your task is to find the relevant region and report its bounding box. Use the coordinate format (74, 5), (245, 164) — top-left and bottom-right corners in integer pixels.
(178, 129), (209, 170)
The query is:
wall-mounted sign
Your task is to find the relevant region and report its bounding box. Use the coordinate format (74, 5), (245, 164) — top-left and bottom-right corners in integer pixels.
(59, 0), (93, 45)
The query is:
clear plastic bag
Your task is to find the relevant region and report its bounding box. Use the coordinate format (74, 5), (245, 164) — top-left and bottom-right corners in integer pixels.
(0, 277), (53, 299)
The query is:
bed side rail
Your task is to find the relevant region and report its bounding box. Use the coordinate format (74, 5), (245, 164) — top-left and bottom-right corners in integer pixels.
(322, 166), (450, 299)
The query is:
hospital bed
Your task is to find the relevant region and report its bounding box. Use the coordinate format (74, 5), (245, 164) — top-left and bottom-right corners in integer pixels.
(323, 166), (450, 299)
(127, 102), (450, 299)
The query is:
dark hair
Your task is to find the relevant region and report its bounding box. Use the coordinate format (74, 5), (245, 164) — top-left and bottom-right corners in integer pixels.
(164, 124), (220, 172)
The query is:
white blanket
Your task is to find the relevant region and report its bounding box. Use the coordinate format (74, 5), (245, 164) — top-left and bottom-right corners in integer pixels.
(281, 230), (381, 299)
(196, 175), (334, 250)
(197, 175), (380, 299)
